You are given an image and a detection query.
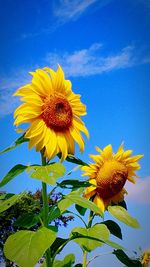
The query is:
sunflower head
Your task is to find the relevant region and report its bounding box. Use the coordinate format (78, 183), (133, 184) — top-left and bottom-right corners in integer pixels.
(13, 65), (89, 161)
(141, 250), (150, 267)
(82, 144), (143, 213)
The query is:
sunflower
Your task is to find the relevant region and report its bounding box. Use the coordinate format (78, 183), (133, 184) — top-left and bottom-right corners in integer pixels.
(141, 250), (150, 267)
(14, 65), (89, 161)
(82, 144), (143, 213)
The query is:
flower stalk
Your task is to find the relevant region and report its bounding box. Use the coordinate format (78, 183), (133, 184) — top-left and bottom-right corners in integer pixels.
(82, 210), (94, 267)
(41, 150), (51, 267)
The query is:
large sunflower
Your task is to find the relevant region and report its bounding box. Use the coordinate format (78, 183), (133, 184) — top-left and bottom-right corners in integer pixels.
(82, 144), (143, 212)
(14, 65), (89, 161)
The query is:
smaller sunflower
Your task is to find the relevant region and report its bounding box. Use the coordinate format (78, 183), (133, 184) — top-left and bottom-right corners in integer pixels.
(142, 250), (150, 267)
(82, 144), (143, 213)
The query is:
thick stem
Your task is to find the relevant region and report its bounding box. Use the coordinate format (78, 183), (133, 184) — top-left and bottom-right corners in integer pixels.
(82, 210), (94, 267)
(83, 250), (87, 267)
(41, 151), (51, 267)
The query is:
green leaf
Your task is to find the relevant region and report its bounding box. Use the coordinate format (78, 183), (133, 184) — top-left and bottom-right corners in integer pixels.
(0, 134), (28, 155)
(4, 227), (56, 267)
(65, 191), (103, 216)
(108, 205), (140, 228)
(57, 179), (91, 189)
(75, 204), (87, 216)
(13, 213), (40, 228)
(101, 220), (122, 240)
(51, 237), (68, 257)
(58, 196), (74, 213)
(64, 154), (88, 166)
(113, 249), (142, 267)
(28, 163), (65, 185)
(53, 254), (75, 267)
(0, 193), (25, 213)
(71, 224), (110, 252)
(0, 164), (28, 188)
(48, 206), (62, 223)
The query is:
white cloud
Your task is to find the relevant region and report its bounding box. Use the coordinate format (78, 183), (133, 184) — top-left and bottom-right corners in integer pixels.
(53, 0), (98, 22)
(125, 176), (150, 204)
(0, 43), (149, 116)
(45, 43), (135, 77)
(0, 70), (30, 116)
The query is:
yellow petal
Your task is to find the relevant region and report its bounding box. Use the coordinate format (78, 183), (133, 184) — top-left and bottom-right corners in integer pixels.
(65, 130), (75, 155)
(93, 195), (105, 213)
(70, 127), (85, 152)
(122, 150), (133, 159)
(36, 69), (53, 94)
(84, 190), (96, 200)
(95, 146), (102, 153)
(28, 124), (46, 149)
(102, 144), (112, 159)
(118, 143), (124, 153)
(124, 154), (143, 163)
(55, 65), (65, 94)
(73, 118), (89, 138)
(45, 130), (57, 159)
(57, 133), (68, 161)
(25, 120), (45, 138)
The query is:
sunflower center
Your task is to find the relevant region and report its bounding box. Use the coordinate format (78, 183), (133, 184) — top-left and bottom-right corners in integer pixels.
(96, 160), (128, 199)
(42, 94), (73, 131)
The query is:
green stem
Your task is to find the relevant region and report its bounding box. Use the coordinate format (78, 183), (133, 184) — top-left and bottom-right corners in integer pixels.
(83, 250), (87, 267)
(41, 151), (51, 267)
(82, 210), (94, 267)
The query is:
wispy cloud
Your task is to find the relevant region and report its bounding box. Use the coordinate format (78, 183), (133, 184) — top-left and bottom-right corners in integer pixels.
(126, 176), (150, 204)
(0, 70), (30, 116)
(45, 43), (136, 77)
(0, 43), (149, 116)
(53, 0), (103, 23)
(20, 0), (112, 40)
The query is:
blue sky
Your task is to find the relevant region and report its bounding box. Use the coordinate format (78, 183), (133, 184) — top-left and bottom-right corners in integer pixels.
(0, 0), (150, 266)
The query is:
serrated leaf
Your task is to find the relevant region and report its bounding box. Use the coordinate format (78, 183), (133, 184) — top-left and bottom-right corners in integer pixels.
(4, 227), (56, 267)
(102, 220), (122, 239)
(28, 163), (65, 185)
(71, 224), (110, 251)
(108, 205), (140, 228)
(113, 249), (142, 267)
(0, 193), (25, 213)
(0, 164), (28, 188)
(13, 213), (40, 228)
(0, 134), (28, 155)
